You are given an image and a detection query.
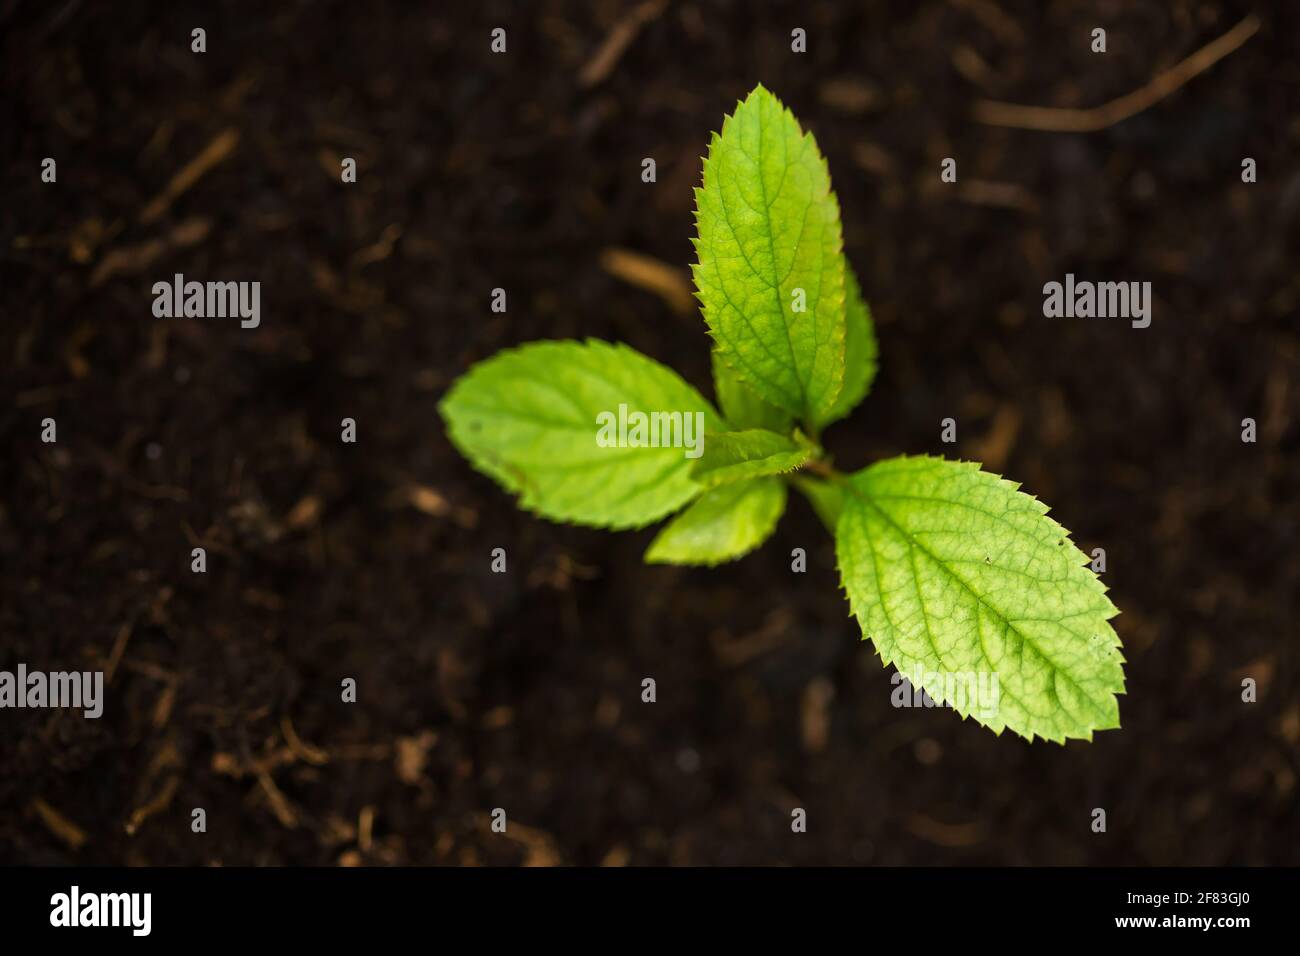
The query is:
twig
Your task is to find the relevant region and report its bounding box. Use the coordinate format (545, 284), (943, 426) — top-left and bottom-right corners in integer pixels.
(956, 180), (1039, 215)
(974, 14), (1259, 132)
(599, 247), (695, 316)
(948, 0), (1024, 46)
(32, 799), (87, 849)
(104, 618), (134, 684)
(254, 767), (299, 828)
(280, 715), (329, 766)
(140, 127), (240, 224)
(801, 457), (840, 481)
(124, 775), (179, 836)
(579, 0), (667, 89)
(90, 217), (211, 287)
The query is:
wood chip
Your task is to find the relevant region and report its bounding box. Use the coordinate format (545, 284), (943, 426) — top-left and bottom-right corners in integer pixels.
(496, 818), (563, 867)
(579, 0), (667, 89)
(211, 752), (243, 777)
(286, 494), (323, 529)
(358, 806), (375, 852)
(970, 404), (1022, 472)
(599, 247), (695, 316)
(851, 142), (896, 178)
(124, 774), (180, 836)
(711, 608), (795, 667)
(801, 677), (835, 753)
(394, 730), (437, 784)
(90, 217), (211, 287)
(951, 45), (998, 89)
(32, 799), (87, 850)
(281, 715), (329, 765)
(140, 127), (240, 224)
(151, 681), (177, 728)
(818, 78), (882, 114)
(905, 812), (985, 847)
(1278, 705), (1300, 746)
(949, 0), (1025, 46)
(350, 223), (402, 271)
(974, 15), (1259, 132)
(255, 767), (299, 828)
(956, 180), (1039, 215)
(406, 484), (450, 517)
(600, 844), (630, 867)
(104, 619), (134, 684)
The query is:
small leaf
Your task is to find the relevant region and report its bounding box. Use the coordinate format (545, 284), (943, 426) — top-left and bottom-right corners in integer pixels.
(692, 428), (813, 488)
(835, 455), (1125, 742)
(711, 349), (792, 433)
(694, 84), (847, 424)
(440, 339), (724, 529)
(813, 265), (877, 430)
(646, 477), (786, 566)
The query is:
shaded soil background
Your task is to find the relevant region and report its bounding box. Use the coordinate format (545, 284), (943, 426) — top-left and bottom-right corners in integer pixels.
(2, 0), (1297, 865)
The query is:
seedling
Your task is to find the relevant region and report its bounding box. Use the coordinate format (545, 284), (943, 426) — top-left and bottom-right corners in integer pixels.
(441, 85), (1125, 742)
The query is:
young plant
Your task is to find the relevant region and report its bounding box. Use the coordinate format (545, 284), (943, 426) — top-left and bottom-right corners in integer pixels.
(441, 85), (1125, 743)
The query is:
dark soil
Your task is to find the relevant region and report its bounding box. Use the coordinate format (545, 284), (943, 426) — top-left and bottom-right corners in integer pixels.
(2, 0), (1297, 865)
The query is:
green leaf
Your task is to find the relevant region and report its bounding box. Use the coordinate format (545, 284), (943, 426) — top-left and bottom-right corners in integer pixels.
(646, 477), (786, 566)
(813, 265), (877, 430)
(834, 456), (1124, 742)
(711, 349), (792, 433)
(691, 429), (813, 488)
(693, 84), (847, 425)
(440, 339), (725, 529)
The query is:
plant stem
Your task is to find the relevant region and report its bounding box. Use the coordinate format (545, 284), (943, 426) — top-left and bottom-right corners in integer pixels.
(801, 457), (842, 481)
